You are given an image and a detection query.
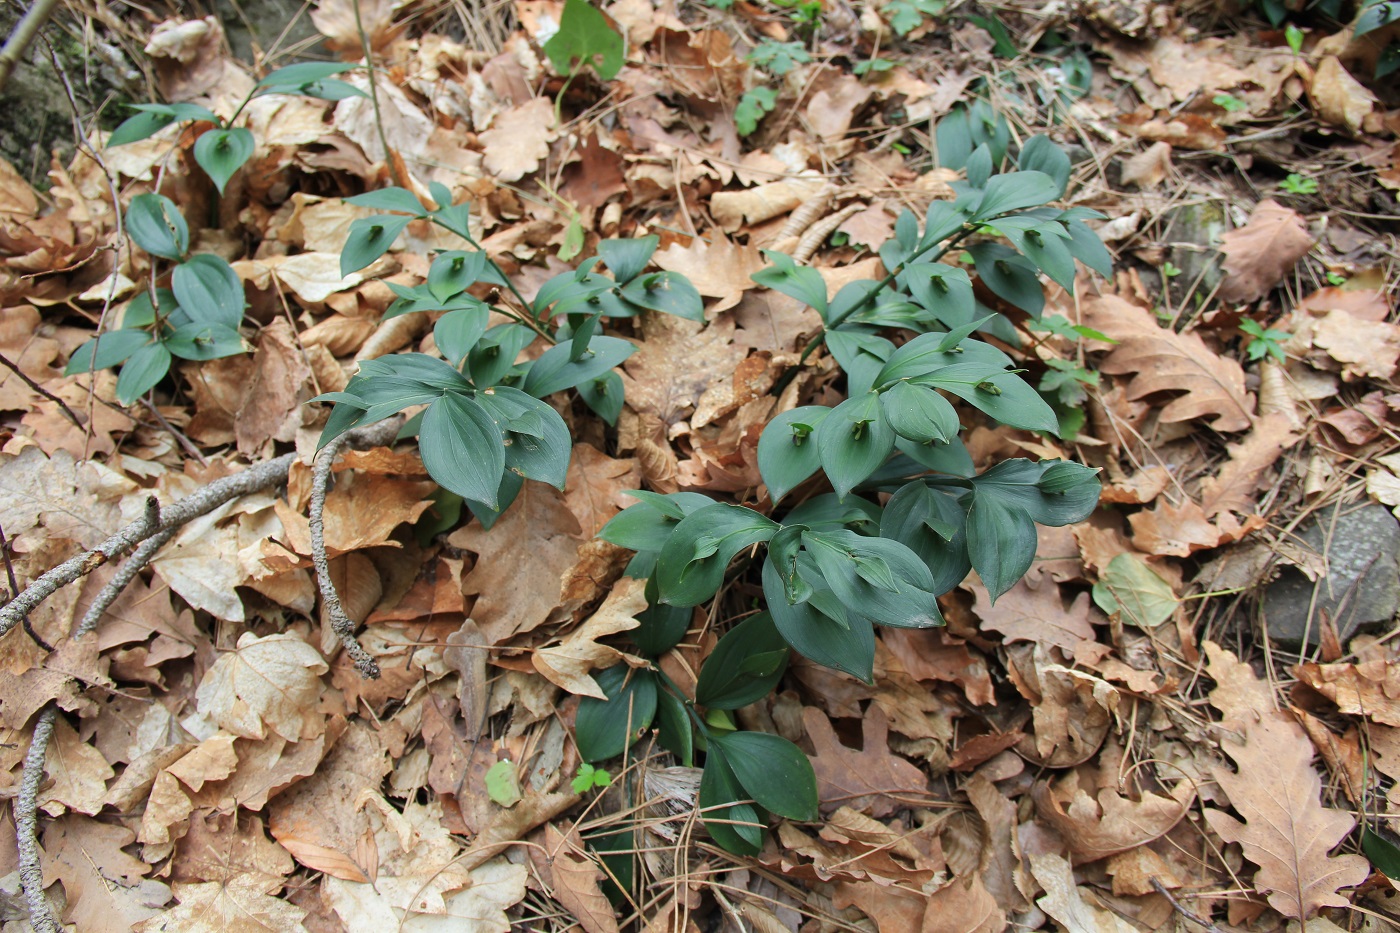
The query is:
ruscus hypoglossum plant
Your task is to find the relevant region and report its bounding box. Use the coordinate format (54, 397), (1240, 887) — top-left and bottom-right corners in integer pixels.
(314, 130), (1106, 876)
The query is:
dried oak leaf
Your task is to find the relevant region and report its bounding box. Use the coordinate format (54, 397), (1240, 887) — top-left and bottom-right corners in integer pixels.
(1085, 295), (1255, 432)
(563, 442), (641, 538)
(1309, 56), (1377, 134)
(1128, 499), (1264, 557)
(968, 576), (1097, 656)
(195, 632), (328, 742)
(1030, 852), (1138, 933)
(1295, 658), (1400, 727)
(1199, 412), (1301, 517)
(533, 576), (647, 698)
(1309, 309), (1400, 382)
(43, 814), (169, 929)
(618, 311), (746, 427)
(1031, 770), (1193, 863)
(1218, 199), (1314, 304)
(652, 233), (766, 313)
(802, 704), (928, 817)
(1203, 643), (1369, 920)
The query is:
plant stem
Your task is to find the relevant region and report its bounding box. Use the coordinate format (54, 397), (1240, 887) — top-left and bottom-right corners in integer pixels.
(0, 0), (60, 94)
(353, 0), (403, 187)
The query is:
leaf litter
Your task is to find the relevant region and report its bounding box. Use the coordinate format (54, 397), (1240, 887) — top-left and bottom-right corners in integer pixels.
(0, 0), (1398, 930)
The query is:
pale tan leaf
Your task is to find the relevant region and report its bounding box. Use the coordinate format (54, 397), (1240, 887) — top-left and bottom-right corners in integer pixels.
(921, 875), (1005, 933)
(1309, 56), (1376, 134)
(1218, 199), (1314, 303)
(1203, 643), (1370, 919)
(533, 576), (647, 697)
(653, 232), (767, 312)
(541, 825), (619, 933)
(133, 876), (307, 933)
(480, 97), (557, 182)
(39, 718), (114, 817)
(1085, 295), (1255, 431)
(618, 312), (746, 426)
(1310, 309), (1400, 381)
(1029, 852), (1138, 933)
(1199, 412), (1301, 516)
(43, 813), (168, 930)
(1032, 770), (1193, 862)
(195, 632), (328, 741)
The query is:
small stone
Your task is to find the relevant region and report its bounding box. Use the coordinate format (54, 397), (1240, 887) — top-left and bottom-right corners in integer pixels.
(1263, 502), (1400, 648)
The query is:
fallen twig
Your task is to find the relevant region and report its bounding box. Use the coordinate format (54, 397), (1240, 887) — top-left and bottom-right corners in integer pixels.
(0, 353), (83, 430)
(0, 0), (60, 94)
(1151, 878), (1225, 933)
(15, 705), (60, 933)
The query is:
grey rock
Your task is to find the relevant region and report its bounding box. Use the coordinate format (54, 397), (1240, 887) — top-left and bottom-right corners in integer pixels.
(1263, 502), (1400, 648)
(1160, 201), (1226, 310)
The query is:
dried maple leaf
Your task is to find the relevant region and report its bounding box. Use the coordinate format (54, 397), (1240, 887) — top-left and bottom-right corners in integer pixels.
(195, 632), (328, 742)
(1203, 643), (1370, 919)
(1086, 295), (1255, 432)
(1218, 199), (1314, 303)
(802, 705), (927, 817)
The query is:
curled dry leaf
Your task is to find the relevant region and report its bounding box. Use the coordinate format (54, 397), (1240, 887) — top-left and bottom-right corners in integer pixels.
(1308, 56), (1376, 134)
(1086, 295), (1255, 432)
(532, 575), (647, 697)
(1030, 852), (1139, 933)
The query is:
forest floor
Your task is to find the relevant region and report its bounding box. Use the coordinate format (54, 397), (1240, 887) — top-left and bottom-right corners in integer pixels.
(1, 0), (1400, 931)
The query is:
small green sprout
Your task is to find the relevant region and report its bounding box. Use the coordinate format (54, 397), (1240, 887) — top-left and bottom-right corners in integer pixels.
(1326, 271), (1348, 286)
(1213, 93), (1249, 112)
(1285, 24), (1305, 55)
(1162, 261), (1182, 278)
(1240, 318), (1290, 364)
(572, 762), (613, 794)
(1280, 173), (1318, 195)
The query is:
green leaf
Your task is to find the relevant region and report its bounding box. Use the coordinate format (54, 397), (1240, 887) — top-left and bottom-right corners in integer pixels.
(757, 406), (830, 503)
(879, 380), (959, 444)
(262, 77), (367, 100)
(1092, 553), (1177, 628)
(163, 321), (247, 361)
(817, 392), (894, 499)
(575, 666), (657, 762)
(115, 340), (172, 405)
(1364, 827), (1400, 878)
(345, 187), (429, 215)
(578, 371), (623, 426)
(633, 576), (692, 655)
(695, 612), (789, 710)
(970, 171), (1060, 221)
(712, 731), (817, 821)
(522, 336), (636, 397)
(598, 236), (658, 282)
(875, 330), (1012, 386)
(107, 110), (175, 147)
(427, 250), (491, 301)
(802, 529), (943, 628)
(192, 127), (255, 195)
(916, 365), (1059, 435)
(965, 492), (1036, 602)
(171, 254), (246, 329)
(419, 393), (507, 507)
(467, 323), (535, 388)
(655, 504), (778, 607)
(619, 273), (704, 321)
(1016, 136), (1071, 197)
(735, 86), (778, 136)
(475, 387), (572, 489)
(654, 689), (694, 766)
(341, 214), (414, 275)
(900, 263), (975, 330)
(484, 759), (521, 807)
(126, 194), (188, 260)
(752, 250), (828, 317)
(881, 481), (970, 595)
(66, 330), (152, 375)
(257, 61), (358, 87)
(763, 559), (875, 682)
(434, 306), (490, 367)
(967, 242), (1044, 317)
(699, 746), (765, 854)
(465, 471), (524, 530)
(598, 491), (714, 553)
(968, 458), (1101, 526)
(825, 328), (894, 397)
(543, 0), (625, 80)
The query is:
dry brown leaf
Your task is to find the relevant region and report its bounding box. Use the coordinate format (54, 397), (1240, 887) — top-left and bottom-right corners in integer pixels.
(1129, 498), (1264, 557)
(921, 875), (1005, 933)
(38, 718), (114, 817)
(833, 882), (925, 932)
(311, 0), (403, 52)
(236, 319), (311, 457)
(563, 443), (641, 537)
(450, 481), (584, 644)
(532, 576), (647, 697)
(1218, 199), (1315, 304)
(618, 312), (746, 427)
(43, 814), (169, 929)
(133, 876), (305, 933)
(1030, 852), (1139, 933)
(652, 233), (766, 312)
(1203, 643), (1370, 919)
(1309, 56), (1377, 134)
(195, 632), (328, 742)
(1295, 658), (1400, 727)
(1309, 309), (1400, 381)
(1032, 770), (1193, 863)
(879, 628), (993, 705)
(1199, 412), (1300, 517)
(538, 825), (619, 933)
(969, 576), (1097, 656)
(1119, 141), (1173, 189)
(804, 75), (871, 141)
(480, 97), (558, 182)
(802, 704), (927, 816)
(1086, 295), (1255, 432)
(711, 175), (828, 232)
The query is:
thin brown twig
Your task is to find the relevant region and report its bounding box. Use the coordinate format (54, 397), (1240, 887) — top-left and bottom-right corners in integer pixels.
(353, 0), (405, 188)
(0, 353), (83, 429)
(0, 0), (61, 93)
